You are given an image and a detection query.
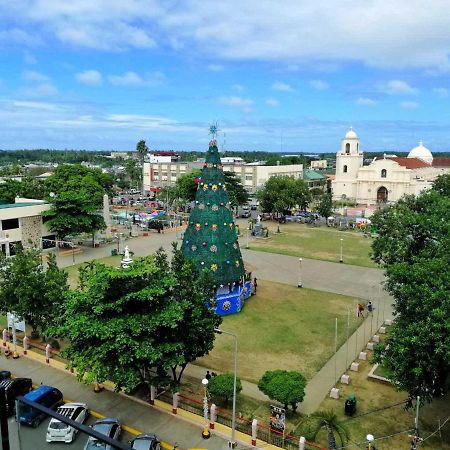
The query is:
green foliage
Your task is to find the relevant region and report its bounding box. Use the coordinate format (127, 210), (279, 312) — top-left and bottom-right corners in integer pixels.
(50, 246), (221, 392)
(208, 373), (242, 403)
(181, 141), (245, 285)
(43, 164), (109, 239)
(0, 250), (68, 334)
(174, 169), (249, 207)
(257, 369), (306, 411)
(308, 409), (350, 449)
(265, 155), (304, 166)
(136, 140), (149, 162)
(432, 173), (450, 197)
(317, 193), (333, 218)
(0, 177), (46, 203)
(125, 159), (142, 189)
(371, 189), (450, 405)
(256, 176), (312, 214)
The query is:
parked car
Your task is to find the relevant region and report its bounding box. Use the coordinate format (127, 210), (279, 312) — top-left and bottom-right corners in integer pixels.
(130, 433), (161, 450)
(46, 402), (89, 443)
(250, 204), (257, 210)
(241, 211), (251, 218)
(18, 385), (63, 427)
(0, 378), (32, 415)
(84, 418), (121, 450)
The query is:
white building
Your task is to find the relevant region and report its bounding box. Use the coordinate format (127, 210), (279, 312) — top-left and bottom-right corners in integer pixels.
(332, 129), (450, 205)
(0, 198), (52, 256)
(142, 160), (303, 194)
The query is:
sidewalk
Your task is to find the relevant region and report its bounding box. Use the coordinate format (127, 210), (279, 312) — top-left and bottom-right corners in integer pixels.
(1, 348), (275, 450)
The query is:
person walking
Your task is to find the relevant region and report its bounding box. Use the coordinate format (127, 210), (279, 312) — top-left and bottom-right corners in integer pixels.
(205, 370), (211, 380)
(357, 303), (365, 318)
(253, 277), (258, 293)
(367, 301), (373, 314)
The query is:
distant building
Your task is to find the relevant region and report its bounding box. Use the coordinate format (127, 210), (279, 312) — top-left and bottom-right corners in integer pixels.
(110, 152), (130, 159)
(310, 159), (328, 170)
(332, 128), (450, 205)
(0, 198), (52, 256)
(148, 151), (180, 164)
(142, 159), (303, 194)
(303, 169), (327, 191)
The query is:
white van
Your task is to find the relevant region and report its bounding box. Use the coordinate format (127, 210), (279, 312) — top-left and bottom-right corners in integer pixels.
(46, 402), (89, 443)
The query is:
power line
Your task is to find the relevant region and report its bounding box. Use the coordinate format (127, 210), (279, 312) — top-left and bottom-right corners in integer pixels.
(342, 400), (408, 423)
(419, 414), (450, 444)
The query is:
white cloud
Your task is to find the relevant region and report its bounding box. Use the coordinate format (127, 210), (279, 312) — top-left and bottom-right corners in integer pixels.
(4, 2), (450, 70)
(108, 71), (166, 86)
(75, 70), (102, 86)
(22, 70), (49, 83)
(23, 52), (37, 64)
(265, 98), (280, 107)
(20, 83), (59, 97)
(310, 80), (329, 90)
(207, 64), (224, 72)
(356, 97), (377, 106)
(433, 87), (448, 97)
(400, 101), (419, 109)
(272, 81), (295, 92)
(218, 96), (253, 113)
(232, 84), (245, 92)
(12, 100), (62, 111)
(380, 80), (418, 95)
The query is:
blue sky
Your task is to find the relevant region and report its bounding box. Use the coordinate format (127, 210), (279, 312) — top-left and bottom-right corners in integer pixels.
(1, 0), (450, 153)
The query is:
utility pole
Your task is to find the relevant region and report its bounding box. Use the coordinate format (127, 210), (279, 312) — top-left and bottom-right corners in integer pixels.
(409, 396), (423, 449)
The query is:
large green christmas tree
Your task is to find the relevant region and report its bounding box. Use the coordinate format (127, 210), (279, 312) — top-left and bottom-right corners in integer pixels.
(182, 138), (245, 286)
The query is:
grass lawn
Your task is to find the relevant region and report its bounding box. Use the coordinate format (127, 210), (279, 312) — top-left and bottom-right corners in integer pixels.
(247, 222), (376, 268)
(196, 281), (363, 384)
(64, 255), (123, 288)
(299, 357), (450, 449)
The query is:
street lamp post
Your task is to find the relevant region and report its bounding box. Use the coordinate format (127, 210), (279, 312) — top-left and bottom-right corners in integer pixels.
(366, 434), (375, 450)
(201, 378), (210, 439)
(246, 227), (249, 249)
(298, 258), (303, 288)
(214, 328), (238, 448)
(340, 238), (344, 263)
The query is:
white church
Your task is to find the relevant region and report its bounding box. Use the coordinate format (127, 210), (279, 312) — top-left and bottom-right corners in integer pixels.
(332, 128), (450, 205)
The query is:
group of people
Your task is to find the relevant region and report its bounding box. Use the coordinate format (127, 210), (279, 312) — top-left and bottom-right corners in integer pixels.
(356, 301), (373, 318)
(205, 370), (217, 380)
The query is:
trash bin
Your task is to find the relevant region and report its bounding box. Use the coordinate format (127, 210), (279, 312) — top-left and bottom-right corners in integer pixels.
(111, 249), (118, 256)
(344, 394), (357, 416)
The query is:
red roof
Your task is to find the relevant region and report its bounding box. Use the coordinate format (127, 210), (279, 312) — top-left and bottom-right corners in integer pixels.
(385, 157), (430, 169)
(432, 157), (450, 167)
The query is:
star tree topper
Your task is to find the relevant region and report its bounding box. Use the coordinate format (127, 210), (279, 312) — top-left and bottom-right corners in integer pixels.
(209, 122), (220, 139)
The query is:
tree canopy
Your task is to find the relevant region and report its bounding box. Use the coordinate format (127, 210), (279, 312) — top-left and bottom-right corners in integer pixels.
(208, 373), (242, 404)
(256, 176), (311, 214)
(136, 140), (148, 162)
(371, 176), (450, 405)
(50, 246), (221, 392)
(316, 193), (333, 218)
(173, 169), (249, 207)
(0, 177), (46, 203)
(0, 249), (68, 334)
(257, 369), (307, 411)
(43, 164), (110, 239)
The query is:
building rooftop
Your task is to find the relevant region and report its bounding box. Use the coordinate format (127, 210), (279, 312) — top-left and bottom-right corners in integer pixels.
(0, 202), (47, 209)
(303, 169), (326, 180)
(385, 157), (431, 169)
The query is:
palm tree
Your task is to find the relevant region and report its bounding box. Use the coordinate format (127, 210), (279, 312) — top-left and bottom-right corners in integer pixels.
(309, 409), (349, 450)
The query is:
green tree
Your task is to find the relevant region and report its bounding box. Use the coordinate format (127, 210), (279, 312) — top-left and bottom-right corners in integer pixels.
(0, 250), (68, 335)
(43, 165), (108, 240)
(308, 410), (350, 450)
(0, 178), (46, 203)
(317, 193), (333, 218)
(136, 140), (149, 162)
(257, 370), (307, 411)
(181, 139), (245, 286)
(256, 176), (311, 214)
(125, 159), (142, 190)
(371, 187), (450, 405)
(208, 373), (242, 404)
(431, 173), (450, 197)
(50, 247), (220, 392)
(223, 171), (250, 207)
(173, 170), (201, 203)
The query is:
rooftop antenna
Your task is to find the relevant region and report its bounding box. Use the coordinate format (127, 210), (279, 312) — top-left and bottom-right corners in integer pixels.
(222, 132), (226, 151)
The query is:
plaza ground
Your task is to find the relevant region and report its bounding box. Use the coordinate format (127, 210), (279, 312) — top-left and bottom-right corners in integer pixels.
(247, 222), (376, 268)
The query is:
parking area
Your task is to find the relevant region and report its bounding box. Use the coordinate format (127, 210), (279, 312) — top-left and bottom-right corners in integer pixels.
(9, 415), (134, 450)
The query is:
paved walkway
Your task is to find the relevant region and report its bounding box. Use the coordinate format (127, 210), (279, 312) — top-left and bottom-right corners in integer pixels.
(53, 227), (393, 415)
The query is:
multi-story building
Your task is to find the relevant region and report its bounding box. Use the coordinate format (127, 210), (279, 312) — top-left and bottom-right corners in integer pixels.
(0, 198), (52, 256)
(142, 158), (303, 194)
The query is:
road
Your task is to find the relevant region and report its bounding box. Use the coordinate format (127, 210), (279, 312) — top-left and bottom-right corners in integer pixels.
(8, 415), (134, 450)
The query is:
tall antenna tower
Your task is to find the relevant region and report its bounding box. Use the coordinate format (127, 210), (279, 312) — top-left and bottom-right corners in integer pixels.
(222, 132), (226, 151)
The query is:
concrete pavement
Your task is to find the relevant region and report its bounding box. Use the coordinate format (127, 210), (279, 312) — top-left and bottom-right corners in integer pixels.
(52, 225), (393, 415)
(0, 354), (264, 450)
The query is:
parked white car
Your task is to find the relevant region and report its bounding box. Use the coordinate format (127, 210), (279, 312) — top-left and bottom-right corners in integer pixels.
(46, 402), (89, 443)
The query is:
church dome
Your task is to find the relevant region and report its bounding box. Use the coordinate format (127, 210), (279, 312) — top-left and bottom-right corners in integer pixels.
(345, 127), (358, 139)
(407, 142), (433, 164)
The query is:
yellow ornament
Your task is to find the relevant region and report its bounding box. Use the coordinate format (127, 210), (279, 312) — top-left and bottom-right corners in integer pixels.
(211, 263), (218, 272)
(212, 184), (218, 191)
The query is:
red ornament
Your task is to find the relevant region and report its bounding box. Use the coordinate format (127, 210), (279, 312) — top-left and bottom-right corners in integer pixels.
(202, 242), (207, 247)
